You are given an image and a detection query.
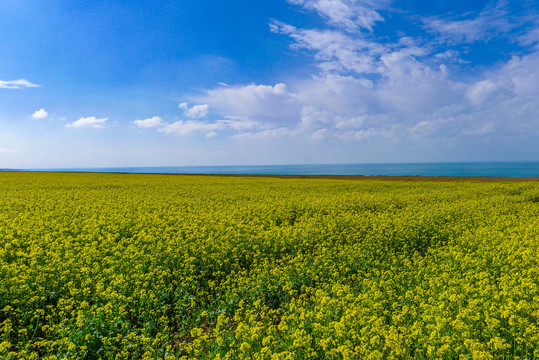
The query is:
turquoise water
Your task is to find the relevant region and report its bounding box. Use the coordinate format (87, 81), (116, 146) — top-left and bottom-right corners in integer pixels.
(24, 162), (539, 177)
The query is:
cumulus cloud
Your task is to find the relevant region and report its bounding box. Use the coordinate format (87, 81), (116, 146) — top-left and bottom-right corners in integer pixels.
(133, 116), (164, 128)
(31, 108), (48, 120)
(66, 116), (108, 129)
(0, 79), (40, 89)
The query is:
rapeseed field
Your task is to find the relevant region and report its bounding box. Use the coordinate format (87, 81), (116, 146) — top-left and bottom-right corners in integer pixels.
(1, 172), (539, 359)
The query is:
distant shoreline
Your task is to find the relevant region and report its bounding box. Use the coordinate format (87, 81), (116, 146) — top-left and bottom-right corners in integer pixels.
(3, 162), (539, 179)
(2, 170), (539, 182)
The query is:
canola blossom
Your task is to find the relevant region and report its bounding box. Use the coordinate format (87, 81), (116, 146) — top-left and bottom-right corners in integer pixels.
(1, 172), (539, 359)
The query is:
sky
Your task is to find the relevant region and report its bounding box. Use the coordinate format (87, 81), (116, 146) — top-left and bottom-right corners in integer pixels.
(1, 0), (539, 168)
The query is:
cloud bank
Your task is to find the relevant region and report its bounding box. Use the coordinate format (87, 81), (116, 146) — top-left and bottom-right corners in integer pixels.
(171, 0), (539, 146)
(127, 0), (538, 163)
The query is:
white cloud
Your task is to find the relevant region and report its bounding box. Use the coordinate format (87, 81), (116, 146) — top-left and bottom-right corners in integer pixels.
(287, 0), (388, 32)
(66, 116), (108, 129)
(518, 27), (539, 49)
(424, 18), (490, 44)
(193, 69), (459, 142)
(422, 2), (516, 44)
(465, 78), (514, 105)
(31, 108), (48, 120)
(0, 79), (40, 89)
(186, 104), (209, 118)
(503, 52), (539, 96)
(195, 83), (296, 125)
(294, 74), (374, 115)
(133, 116), (164, 128)
(379, 46), (430, 80)
(270, 20), (442, 82)
(134, 114), (261, 138)
(195, 50), (537, 144)
(160, 120), (225, 136)
(178, 103), (210, 118)
(271, 21), (384, 74)
(299, 106), (332, 130)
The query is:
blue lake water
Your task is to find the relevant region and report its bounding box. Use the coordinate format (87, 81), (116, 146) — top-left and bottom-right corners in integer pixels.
(22, 162), (539, 177)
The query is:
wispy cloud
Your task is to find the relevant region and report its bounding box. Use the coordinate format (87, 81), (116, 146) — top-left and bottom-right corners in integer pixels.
(422, 1), (519, 44)
(518, 25), (539, 49)
(0, 148), (19, 154)
(0, 79), (40, 89)
(134, 115), (261, 138)
(287, 0), (389, 32)
(270, 21), (385, 74)
(160, 120), (225, 136)
(31, 108), (48, 120)
(66, 116), (108, 129)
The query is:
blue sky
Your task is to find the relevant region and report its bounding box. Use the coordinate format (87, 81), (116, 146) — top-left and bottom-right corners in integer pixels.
(1, 0), (539, 168)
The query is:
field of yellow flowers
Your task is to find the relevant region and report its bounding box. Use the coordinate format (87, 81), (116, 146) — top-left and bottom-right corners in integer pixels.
(1, 172), (539, 359)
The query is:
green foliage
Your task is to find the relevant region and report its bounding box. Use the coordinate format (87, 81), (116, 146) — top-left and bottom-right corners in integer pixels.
(1, 172), (539, 359)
